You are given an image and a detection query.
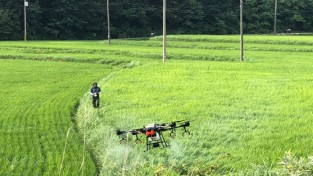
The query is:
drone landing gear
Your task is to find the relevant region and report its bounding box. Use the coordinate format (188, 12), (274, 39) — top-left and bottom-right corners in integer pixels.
(182, 125), (191, 136)
(145, 131), (168, 151)
(117, 130), (142, 144)
(169, 121), (191, 137)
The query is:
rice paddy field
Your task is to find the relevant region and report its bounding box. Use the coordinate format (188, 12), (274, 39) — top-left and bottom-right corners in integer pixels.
(1, 35), (313, 175)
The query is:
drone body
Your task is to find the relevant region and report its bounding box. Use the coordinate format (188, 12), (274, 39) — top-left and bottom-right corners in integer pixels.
(116, 120), (191, 151)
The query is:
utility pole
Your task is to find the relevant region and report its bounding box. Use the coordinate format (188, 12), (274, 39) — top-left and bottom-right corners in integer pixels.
(240, 0), (244, 61)
(107, 0), (111, 44)
(163, 0), (166, 63)
(274, 0), (277, 34)
(24, 0), (28, 41)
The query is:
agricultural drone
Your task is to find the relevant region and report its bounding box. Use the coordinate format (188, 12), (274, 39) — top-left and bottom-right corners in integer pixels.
(116, 120), (192, 151)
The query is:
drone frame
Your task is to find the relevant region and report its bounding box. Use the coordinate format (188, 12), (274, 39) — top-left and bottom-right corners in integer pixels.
(116, 120), (192, 151)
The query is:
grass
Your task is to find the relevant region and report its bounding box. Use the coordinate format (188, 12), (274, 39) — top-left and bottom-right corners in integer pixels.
(1, 35), (313, 175)
(0, 59), (112, 175)
(76, 60), (313, 175)
(75, 35), (313, 175)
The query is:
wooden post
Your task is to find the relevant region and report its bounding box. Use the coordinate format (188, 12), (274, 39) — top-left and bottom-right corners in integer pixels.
(163, 0), (166, 62)
(240, 0), (244, 61)
(274, 0), (277, 34)
(107, 0), (111, 44)
(24, 0), (27, 41)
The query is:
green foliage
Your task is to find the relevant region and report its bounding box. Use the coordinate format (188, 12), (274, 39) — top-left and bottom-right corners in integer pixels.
(0, 9), (21, 39)
(2, 0), (313, 40)
(246, 152), (313, 176)
(277, 151), (313, 175)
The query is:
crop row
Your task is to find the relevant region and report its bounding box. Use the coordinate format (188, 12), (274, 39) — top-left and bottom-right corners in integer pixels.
(0, 45), (237, 62)
(152, 35), (313, 45)
(0, 60), (113, 175)
(113, 39), (313, 53)
(1, 36), (313, 66)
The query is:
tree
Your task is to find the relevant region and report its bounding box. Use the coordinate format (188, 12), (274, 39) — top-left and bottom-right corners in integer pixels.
(1, 0), (313, 40)
(0, 0), (23, 40)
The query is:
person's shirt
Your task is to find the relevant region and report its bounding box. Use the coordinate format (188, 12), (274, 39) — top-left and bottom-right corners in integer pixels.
(90, 86), (101, 96)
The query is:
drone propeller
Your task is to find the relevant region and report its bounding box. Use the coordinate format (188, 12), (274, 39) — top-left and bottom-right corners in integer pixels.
(129, 127), (145, 134)
(154, 119), (193, 137)
(116, 129), (126, 136)
(164, 120), (185, 125)
(172, 119), (188, 123)
(165, 119), (190, 128)
(116, 127), (145, 143)
(116, 129), (127, 143)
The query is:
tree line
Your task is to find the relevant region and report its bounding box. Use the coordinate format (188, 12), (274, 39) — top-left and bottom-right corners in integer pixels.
(0, 0), (313, 40)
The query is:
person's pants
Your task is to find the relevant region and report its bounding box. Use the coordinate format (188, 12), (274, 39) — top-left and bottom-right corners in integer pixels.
(92, 96), (100, 108)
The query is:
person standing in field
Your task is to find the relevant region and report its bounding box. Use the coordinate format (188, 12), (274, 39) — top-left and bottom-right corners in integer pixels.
(90, 82), (101, 108)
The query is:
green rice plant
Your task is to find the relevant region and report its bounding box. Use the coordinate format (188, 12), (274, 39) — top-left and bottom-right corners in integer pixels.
(74, 35), (313, 175)
(276, 151), (313, 175)
(2, 35), (313, 175)
(152, 35), (313, 45)
(0, 59), (113, 175)
(243, 152), (313, 176)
